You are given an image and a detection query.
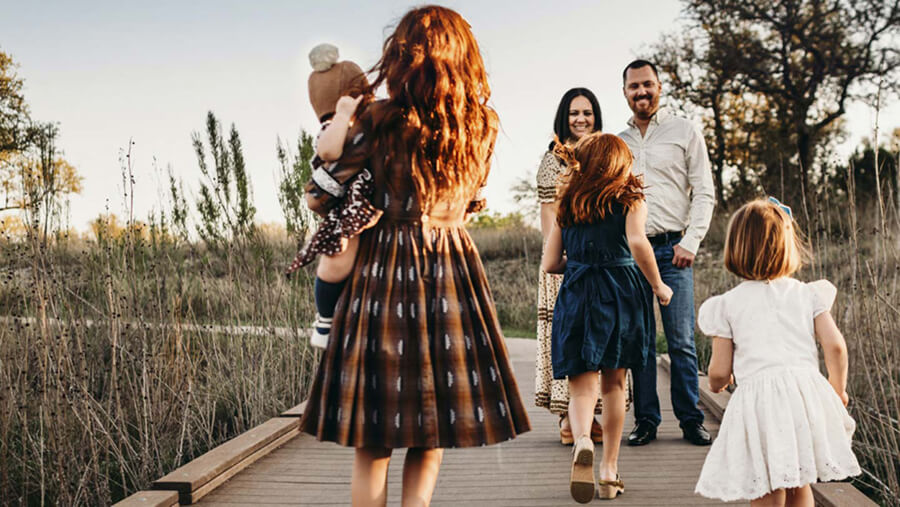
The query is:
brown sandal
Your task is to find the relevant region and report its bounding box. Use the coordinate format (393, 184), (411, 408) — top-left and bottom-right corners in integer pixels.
(590, 418), (603, 444)
(597, 474), (625, 500)
(570, 436), (595, 503)
(559, 414), (574, 445)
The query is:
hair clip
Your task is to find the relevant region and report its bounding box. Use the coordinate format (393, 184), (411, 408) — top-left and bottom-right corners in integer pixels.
(767, 196), (792, 219)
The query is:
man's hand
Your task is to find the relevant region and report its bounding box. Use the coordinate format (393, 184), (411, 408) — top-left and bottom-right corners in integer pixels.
(672, 244), (695, 268)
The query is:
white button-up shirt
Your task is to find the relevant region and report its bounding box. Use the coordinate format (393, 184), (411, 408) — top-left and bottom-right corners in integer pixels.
(618, 108), (715, 255)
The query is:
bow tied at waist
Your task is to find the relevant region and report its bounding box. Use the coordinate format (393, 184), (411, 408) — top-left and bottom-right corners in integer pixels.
(564, 257), (635, 284)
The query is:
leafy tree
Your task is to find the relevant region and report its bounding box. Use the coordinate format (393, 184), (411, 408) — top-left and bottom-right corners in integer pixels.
(842, 137), (899, 199)
(192, 111), (256, 243)
(167, 166), (189, 243)
(0, 50), (82, 240)
(650, 0), (900, 203)
(275, 130), (316, 240)
(510, 172), (539, 224)
(1, 123), (82, 239)
(0, 50), (32, 154)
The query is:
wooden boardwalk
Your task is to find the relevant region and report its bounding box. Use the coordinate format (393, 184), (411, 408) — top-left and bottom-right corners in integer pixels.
(196, 338), (743, 506)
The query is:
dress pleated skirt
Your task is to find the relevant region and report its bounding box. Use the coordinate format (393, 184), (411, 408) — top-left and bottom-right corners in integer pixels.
(300, 220), (531, 448)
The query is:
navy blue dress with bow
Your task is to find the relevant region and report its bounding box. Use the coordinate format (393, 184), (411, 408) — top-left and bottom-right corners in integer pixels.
(551, 203), (653, 379)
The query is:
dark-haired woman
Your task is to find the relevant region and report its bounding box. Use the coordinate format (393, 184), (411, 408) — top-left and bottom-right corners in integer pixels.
(300, 6), (530, 506)
(535, 88), (632, 445)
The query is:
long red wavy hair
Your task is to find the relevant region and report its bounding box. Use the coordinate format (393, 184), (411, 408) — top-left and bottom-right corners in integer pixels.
(555, 133), (644, 227)
(364, 5), (498, 212)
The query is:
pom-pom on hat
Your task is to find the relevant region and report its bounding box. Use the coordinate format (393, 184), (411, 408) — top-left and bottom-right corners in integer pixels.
(308, 43), (368, 122)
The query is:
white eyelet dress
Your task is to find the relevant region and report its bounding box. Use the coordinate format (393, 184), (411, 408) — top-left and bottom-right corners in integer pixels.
(694, 278), (861, 501)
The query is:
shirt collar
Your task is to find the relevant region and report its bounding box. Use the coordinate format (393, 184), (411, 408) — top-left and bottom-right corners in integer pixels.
(627, 106), (669, 129)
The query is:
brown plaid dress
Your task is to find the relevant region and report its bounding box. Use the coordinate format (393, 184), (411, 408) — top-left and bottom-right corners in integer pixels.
(300, 102), (531, 448)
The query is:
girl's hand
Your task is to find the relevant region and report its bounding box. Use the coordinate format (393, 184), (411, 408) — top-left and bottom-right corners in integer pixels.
(712, 374), (735, 393)
(335, 95), (363, 119)
(653, 283), (673, 306)
(834, 387), (849, 407)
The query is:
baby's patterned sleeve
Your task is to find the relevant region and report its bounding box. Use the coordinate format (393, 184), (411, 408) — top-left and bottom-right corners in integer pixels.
(305, 116), (370, 217)
(809, 280), (838, 317)
(697, 295), (732, 338)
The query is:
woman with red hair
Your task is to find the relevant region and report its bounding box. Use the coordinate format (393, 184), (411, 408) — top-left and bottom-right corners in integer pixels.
(300, 6), (530, 505)
(542, 133), (671, 502)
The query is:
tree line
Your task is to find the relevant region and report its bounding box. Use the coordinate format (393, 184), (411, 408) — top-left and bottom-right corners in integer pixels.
(0, 48), (317, 248)
(646, 0), (900, 208)
(3, 0), (900, 243)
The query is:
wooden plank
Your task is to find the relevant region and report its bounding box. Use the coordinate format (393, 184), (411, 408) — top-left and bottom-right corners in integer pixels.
(279, 400), (306, 418)
(113, 490), (179, 507)
(153, 418), (299, 499)
(198, 348), (738, 506)
(186, 427), (301, 504)
(812, 482), (877, 507)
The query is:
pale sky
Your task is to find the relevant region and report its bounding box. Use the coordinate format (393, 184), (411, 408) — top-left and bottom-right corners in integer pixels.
(2, 0), (898, 231)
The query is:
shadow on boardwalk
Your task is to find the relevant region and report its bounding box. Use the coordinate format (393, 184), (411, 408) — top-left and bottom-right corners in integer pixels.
(198, 338), (743, 506)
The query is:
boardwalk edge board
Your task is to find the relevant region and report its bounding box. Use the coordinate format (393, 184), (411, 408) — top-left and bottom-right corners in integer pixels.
(112, 489), (179, 507)
(280, 400), (307, 417)
(659, 354), (876, 507)
(149, 416), (301, 504)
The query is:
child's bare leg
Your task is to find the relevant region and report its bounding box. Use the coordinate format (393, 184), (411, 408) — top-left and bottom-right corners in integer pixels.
(401, 447), (443, 507)
(751, 488), (786, 507)
(316, 236), (360, 282)
(352, 447), (392, 507)
(598, 368), (626, 481)
(568, 371), (600, 439)
(785, 485), (813, 507)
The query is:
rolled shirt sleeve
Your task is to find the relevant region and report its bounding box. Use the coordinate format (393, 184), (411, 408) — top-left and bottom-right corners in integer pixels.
(680, 122), (716, 255)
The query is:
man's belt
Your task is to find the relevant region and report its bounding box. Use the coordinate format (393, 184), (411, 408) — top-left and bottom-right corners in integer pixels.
(648, 230), (684, 247)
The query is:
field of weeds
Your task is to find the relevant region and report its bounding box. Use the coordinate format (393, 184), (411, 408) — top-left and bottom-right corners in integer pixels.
(1, 193), (897, 505)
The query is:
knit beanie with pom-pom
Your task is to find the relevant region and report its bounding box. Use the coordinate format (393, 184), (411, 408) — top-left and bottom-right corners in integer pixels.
(308, 43), (368, 122)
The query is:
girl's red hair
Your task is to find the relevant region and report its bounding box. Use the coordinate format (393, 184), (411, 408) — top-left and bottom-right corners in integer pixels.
(364, 5), (498, 212)
(555, 133), (644, 227)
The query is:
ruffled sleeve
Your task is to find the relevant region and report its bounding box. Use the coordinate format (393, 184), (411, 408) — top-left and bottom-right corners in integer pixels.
(697, 295), (732, 338)
(304, 103), (374, 217)
(536, 151), (564, 204)
(809, 280), (837, 317)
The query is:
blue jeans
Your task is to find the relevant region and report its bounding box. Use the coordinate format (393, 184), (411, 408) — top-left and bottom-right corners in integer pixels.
(633, 238), (704, 428)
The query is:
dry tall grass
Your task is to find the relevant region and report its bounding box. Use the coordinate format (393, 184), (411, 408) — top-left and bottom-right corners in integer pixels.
(667, 185), (899, 506)
(0, 231), (318, 505)
(0, 221), (540, 505)
(2, 187), (896, 505)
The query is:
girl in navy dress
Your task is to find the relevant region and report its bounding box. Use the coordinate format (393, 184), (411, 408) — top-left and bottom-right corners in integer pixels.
(542, 133), (672, 502)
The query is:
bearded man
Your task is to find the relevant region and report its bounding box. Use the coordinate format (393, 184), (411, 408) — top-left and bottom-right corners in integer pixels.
(618, 59), (716, 447)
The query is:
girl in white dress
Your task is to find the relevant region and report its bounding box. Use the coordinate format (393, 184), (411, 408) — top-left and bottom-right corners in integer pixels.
(694, 198), (860, 506)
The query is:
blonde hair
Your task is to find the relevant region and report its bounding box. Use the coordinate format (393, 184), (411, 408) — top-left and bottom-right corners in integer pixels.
(724, 199), (809, 280)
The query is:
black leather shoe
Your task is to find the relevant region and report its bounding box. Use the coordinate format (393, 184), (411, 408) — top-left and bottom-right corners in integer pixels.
(682, 422), (712, 446)
(627, 421), (657, 446)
